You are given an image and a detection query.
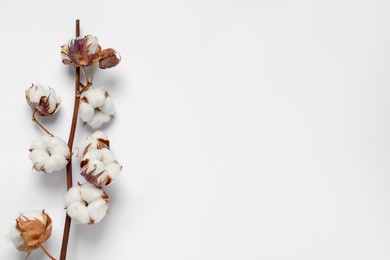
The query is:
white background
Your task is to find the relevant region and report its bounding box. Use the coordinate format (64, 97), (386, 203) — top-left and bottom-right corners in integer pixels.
(0, 0), (390, 259)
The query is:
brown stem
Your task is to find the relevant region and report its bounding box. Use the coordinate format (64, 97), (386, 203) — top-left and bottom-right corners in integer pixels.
(78, 65), (93, 95)
(32, 110), (54, 137)
(40, 245), (57, 260)
(81, 66), (90, 85)
(59, 19), (80, 260)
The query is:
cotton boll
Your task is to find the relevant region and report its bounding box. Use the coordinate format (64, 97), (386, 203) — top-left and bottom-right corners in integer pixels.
(48, 137), (71, 155)
(83, 148), (104, 161)
(88, 199), (109, 223)
(67, 202), (90, 224)
(8, 210), (52, 256)
(105, 162), (122, 179)
(88, 111), (111, 129)
(65, 185), (82, 204)
(81, 148), (122, 187)
(99, 96), (115, 115)
(65, 183), (109, 224)
(79, 87), (115, 129)
(80, 101), (95, 122)
(29, 149), (49, 164)
(100, 148), (116, 164)
(86, 35), (100, 55)
(90, 131), (109, 141)
(25, 84), (61, 116)
(44, 155), (68, 173)
(27, 85), (47, 103)
(80, 182), (105, 204)
(29, 136), (70, 173)
(30, 138), (47, 150)
(78, 131), (110, 157)
(84, 88), (106, 107)
(61, 35), (101, 67)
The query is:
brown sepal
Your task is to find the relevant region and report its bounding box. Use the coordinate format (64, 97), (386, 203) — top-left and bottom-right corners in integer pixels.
(81, 166), (105, 187)
(99, 48), (120, 69)
(15, 211), (52, 253)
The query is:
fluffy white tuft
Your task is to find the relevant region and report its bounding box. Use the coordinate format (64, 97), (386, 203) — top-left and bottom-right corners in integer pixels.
(67, 202), (90, 224)
(79, 87), (115, 129)
(78, 130), (110, 158)
(86, 35), (100, 55)
(29, 136), (70, 173)
(65, 182), (109, 224)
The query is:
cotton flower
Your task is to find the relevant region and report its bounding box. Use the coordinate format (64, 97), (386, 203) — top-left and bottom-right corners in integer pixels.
(61, 35), (101, 67)
(25, 84), (61, 116)
(65, 182), (109, 224)
(99, 48), (121, 69)
(8, 210), (52, 257)
(78, 130), (110, 158)
(79, 87), (115, 129)
(29, 136), (71, 173)
(81, 148), (122, 187)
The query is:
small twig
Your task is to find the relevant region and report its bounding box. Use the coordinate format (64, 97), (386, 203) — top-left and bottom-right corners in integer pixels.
(78, 65), (94, 95)
(32, 110), (54, 137)
(78, 82), (91, 95)
(81, 66), (90, 85)
(40, 245), (56, 260)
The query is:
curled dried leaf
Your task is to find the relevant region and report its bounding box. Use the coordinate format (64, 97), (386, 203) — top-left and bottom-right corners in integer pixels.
(99, 48), (121, 69)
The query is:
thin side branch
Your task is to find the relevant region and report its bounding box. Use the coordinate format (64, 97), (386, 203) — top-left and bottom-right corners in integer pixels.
(40, 245), (56, 260)
(78, 65), (94, 95)
(32, 110), (54, 137)
(78, 82), (91, 95)
(81, 66), (90, 85)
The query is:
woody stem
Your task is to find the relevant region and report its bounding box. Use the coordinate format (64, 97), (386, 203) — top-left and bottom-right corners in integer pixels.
(40, 245), (56, 260)
(59, 19), (80, 260)
(32, 110), (54, 137)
